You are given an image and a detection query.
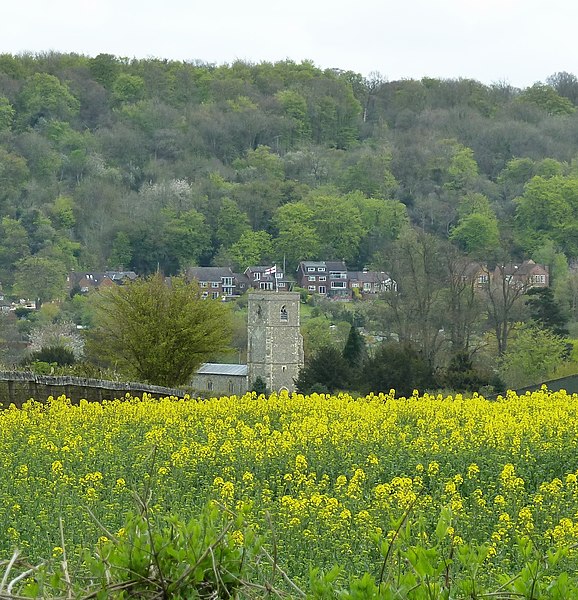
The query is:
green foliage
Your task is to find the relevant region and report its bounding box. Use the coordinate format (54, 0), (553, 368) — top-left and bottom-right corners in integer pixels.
(12, 255), (67, 306)
(296, 345), (350, 394)
(342, 326), (367, 368)
(251, 375), (268, 396)
(0, 96), (14, 131)
(500, 323), (568, 389)
(525, 287), (569, 337)
(450, 211), (500, 258)
(26, 345), (76, 366)
(16, 72), (80, 128)
(519, 83), (576, 115)
(112, 73), (145, 105)
(228, 230), (273, 271)
(88, 273), (232, 386)
(437, 351), (500, 393)
(360, 342), (436, 397)
(4, 54), (578, 383)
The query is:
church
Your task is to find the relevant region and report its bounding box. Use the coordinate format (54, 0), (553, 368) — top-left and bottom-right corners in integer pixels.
(191, 291), (304, 396)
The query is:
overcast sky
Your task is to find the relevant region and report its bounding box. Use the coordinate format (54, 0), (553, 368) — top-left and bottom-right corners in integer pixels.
(1, 0), (575, 89)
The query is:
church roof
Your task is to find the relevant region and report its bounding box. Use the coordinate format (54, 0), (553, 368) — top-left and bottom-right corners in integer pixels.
(196, 363), (248, 377)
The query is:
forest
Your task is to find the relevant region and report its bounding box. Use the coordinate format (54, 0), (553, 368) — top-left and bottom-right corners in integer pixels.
(1, 52), (578, 390)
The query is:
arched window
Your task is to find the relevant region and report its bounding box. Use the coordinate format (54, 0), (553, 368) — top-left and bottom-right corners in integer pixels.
(280, 305), (288, 322)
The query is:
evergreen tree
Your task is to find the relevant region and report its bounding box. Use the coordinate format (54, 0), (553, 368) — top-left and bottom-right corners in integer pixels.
(295, 346), (350, 394)
(525, 287), (569, 338)
(360, 342), (436, 397)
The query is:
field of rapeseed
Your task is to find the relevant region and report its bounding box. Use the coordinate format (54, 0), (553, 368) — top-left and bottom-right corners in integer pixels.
(2, 388), (578, 592)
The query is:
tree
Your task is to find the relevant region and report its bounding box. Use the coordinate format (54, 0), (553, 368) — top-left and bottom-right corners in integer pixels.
(450, 212), (500, 258)
(0, 96), (15, 131)
(519, 83), (575, 115)
(480, 264), (530, 355)
(228, 230), (273, 271)
(499, 323), (567, 389)
(295, 345), (350, 394)
(17, 73), (80, 128)
(12, 255), (67, 307)
(87, 274), (232, 387)
(359, 342), (436, 397)
(342, 326), (367, 368)
(525, 287), (569, 338)
(378, 227), (447, 365)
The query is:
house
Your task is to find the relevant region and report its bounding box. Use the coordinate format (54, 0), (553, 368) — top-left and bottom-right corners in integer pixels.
(185, 267), (250, 300)
(461, 262), (490, 287)
(297, 260), (351, 299)
(296, 261), (396, 300)
(494, 260), (549, 289)
(244, 265), (293, 291)
(0, 283), (10, 314)
(348, 270), (396, 295)
(67, 270), (137, 294)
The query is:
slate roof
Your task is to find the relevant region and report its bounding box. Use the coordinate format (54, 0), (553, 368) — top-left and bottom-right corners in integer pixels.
(196, 363), (248, 376)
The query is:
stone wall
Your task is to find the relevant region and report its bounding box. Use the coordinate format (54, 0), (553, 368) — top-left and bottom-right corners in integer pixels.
(0, 371), (187, 407)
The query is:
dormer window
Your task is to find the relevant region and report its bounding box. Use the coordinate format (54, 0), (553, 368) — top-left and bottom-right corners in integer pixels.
(280, 305), (288, 322)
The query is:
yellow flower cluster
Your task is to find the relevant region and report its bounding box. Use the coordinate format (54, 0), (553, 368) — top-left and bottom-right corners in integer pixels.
(1, 388), (578, 573)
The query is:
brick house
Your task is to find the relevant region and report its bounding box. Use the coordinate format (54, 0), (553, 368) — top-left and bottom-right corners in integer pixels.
(461, 260), (549, 289)
(297, 260), (351, 299)
(497, 260), (549, 288)
(185, 267), (250, 300)
(297, 261), (395, 300)
(244, 266), (293, 291)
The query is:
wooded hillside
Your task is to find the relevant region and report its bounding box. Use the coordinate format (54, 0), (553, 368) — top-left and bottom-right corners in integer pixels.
(2, 53), (578, 291)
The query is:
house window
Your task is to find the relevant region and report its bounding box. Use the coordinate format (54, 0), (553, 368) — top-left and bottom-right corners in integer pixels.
(477, 274), (489, 284)
(278, 282), (286, 288)
(319, 286), (326, 294)
(331, 281), (346, 289)
(280, 305), (288, 321)
(308, 285), (316, 291)
(211, 281), (219, 288)
(364, 283), (372, 291)
(307, 267), (315, 272)
(228, 380), (234, 393)
(318, 266), (326, 272)
(319, 276), (326, 281)
(222, 277), (233, 286)
(207, 380), (213, 391)
(330, 271), (347, 279)
(533, 274), (546, 284)
(200, 281), (208, 288)
(254, 272), (261, 280)
(308, 275), (316, 281)
(211, 292), (219, 299)
(260, 281), (273, 290)
(201, 291), (208, 299)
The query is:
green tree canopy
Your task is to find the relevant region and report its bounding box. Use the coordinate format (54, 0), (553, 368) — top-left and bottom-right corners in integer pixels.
(499, 323), (567, 389)
(87, 274), (232, 387)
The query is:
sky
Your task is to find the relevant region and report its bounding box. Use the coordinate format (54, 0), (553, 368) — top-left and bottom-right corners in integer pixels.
(1, 0), (576, 89)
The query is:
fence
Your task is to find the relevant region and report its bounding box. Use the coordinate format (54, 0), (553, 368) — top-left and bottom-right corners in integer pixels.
(0, 371), (188, 407)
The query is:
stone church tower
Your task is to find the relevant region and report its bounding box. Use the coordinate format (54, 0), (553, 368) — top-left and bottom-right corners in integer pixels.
(247, 291), (304, 393)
